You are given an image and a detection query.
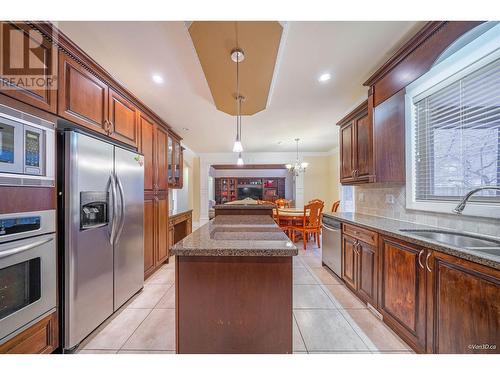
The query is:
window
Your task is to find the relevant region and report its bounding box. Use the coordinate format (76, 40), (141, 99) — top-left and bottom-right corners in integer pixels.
(406, 23), (500, 218)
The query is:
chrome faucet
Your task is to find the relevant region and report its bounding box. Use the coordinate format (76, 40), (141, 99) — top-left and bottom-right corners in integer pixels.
(452, 186), (500, 214)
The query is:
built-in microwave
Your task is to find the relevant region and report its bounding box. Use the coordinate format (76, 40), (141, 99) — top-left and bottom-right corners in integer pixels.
(0, 104), (55, 187)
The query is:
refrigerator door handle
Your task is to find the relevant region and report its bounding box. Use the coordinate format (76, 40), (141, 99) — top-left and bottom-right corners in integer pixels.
(115, 174), (126, 244)
(106, 173), (118, 245)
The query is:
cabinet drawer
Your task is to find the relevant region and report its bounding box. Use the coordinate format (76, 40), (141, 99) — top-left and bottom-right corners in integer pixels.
(0, 311), (58, 354)
(343, 223), (378, 246)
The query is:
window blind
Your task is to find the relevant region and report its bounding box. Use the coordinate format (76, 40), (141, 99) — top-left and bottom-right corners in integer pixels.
(413, 57), (500, 202)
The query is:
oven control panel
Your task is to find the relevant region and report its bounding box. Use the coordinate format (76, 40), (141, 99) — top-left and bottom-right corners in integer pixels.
(0, 216), (41, 237)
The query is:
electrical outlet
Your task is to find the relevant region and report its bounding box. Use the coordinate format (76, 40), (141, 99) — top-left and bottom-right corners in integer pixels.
(385, 194), (395, 204)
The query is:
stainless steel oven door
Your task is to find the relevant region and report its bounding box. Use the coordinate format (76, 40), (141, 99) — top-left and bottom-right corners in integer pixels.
(0, 115), (24, 174)
(0, 233), (56, 343)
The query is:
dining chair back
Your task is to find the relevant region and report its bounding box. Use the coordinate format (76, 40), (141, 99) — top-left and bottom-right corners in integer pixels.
(290, 201), (324, 250)
(304, 201), (324, 228)
(331, 200), (340, 212)
(275, 198), (290, 208)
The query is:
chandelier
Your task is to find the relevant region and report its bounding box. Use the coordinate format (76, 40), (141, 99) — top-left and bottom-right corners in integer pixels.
(286, 138), (309, 176)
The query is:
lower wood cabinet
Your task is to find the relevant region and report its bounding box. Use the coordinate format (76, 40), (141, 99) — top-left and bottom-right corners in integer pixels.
(378, 236), (427, 353)
(341, 234), (358, 290)
(144, 192), (169, 279)
(144, 196), (156, 276)
(169, 210), (193, 247)
(0, 311), (58, 354)
(427, 251), (500, 354)
(341, 230), (378, 308)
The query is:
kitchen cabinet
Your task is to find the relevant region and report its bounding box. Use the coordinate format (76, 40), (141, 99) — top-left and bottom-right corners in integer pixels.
(144, 192), (169, 279)
(59, 54), (140, 148)
(0, 311), (58, 354)
(143, 195), (156, 276)
(156, 194), (169, 264)
(168, 134), (183, 189)
(139, 113), (171, 279)
(427, 251), (500, 354)
(337, 100), (374, 184)
(378, 236), (427, 353)
(341, 224), (378, 307)
(108, 88), (138, 147)
(156, 127), (169, 191)
(58, 52), (109, 135)
(139, 112), (155, 192)
(342, 234), (358, 290)
(169, 210), (193, 247)
(0, 22), (58, 113)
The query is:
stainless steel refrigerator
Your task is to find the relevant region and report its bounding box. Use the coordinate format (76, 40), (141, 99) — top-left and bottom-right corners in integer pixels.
(60, 130), (144, 351)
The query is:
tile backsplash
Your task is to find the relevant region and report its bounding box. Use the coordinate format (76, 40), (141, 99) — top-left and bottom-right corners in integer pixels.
(354, 184), (500, 237)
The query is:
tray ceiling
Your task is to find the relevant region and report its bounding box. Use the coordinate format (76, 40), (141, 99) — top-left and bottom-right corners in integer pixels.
(189, 21), (283, 115)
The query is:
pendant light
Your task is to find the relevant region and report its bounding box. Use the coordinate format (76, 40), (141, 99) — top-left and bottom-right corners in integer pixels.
(237, 152), (244, 166)
(231, 47), (244, 153)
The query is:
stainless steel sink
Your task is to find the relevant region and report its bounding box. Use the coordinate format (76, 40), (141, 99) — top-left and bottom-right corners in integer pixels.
(399, 229), (500, 254)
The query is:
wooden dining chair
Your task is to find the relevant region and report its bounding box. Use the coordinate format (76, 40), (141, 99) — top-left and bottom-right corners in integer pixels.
(308, 198), (324, 205)
(331, 200), (340, 212)
(275, 198), (290, 209)
(274, 208), (291, 237)
(290, 201), (324, 250)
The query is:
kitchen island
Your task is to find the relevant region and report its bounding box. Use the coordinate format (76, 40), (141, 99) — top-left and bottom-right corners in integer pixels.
(171, 215), (298, 354)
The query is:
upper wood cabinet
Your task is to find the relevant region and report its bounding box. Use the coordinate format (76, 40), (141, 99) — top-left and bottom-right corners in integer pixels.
(108, 88), (138, 147)
(58, 52), (109, 134)
(59, 53), (141, 148)
(168, 134), (183, 189)
(156, 126), (169, 191)
(0, 22), (58, 113)
(338, 100), (374, 184)
(139, 112), (155, 192)
(337, 91), (405, 185)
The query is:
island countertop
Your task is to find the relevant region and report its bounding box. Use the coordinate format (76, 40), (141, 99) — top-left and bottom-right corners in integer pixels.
(171, 215), (298, 257)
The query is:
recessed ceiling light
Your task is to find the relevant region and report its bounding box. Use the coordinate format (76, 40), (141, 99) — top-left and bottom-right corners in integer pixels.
(318, 73), (331, 82)
(152, 74), (164, 84)
(182, 127), (189, 131)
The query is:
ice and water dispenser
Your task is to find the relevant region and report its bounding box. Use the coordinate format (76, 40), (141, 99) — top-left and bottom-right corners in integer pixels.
(80, 191), (109, 230)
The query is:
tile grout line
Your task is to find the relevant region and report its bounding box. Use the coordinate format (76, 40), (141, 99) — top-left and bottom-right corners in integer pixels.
(293, 312), (308, 354)
(118, 281), (172, 352)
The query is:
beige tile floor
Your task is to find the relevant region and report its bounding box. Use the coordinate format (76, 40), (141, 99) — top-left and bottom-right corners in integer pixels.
(77, 239), (413, 354)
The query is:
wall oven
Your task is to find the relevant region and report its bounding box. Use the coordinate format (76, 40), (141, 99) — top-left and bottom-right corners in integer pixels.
(0, 210), (56, 345)
(0, 104), (55, 187)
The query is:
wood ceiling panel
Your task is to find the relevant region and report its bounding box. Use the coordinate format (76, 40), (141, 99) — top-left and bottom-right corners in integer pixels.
(189, 21), (283, 115)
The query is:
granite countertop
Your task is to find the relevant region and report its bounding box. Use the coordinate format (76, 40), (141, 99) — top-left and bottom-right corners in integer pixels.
(324, 212), (500, 270)
(214, 204), (275, 210)
(171, 215), (298, 257)
(169, 208), (192, 218)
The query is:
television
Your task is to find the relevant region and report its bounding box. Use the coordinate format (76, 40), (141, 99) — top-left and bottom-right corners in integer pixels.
(237, 187), (263, 200)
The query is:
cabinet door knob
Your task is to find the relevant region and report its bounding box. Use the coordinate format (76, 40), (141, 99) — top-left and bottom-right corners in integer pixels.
(425, 251), (432, 273)
(351, 169), (355, 177)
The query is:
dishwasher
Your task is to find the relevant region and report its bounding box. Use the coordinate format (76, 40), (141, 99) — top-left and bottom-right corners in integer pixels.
(322, 215), (342, 278)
